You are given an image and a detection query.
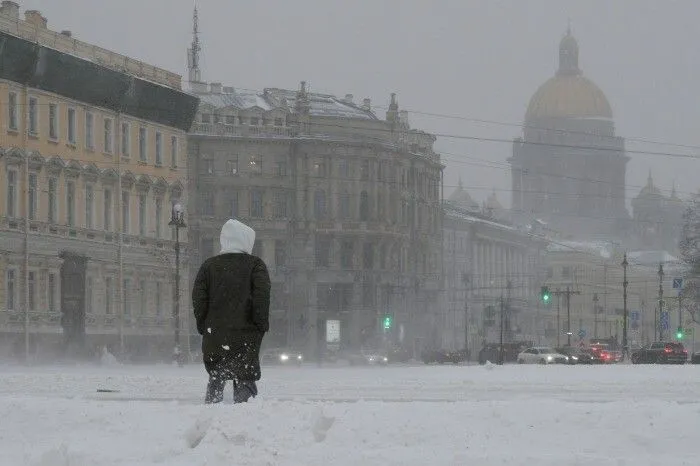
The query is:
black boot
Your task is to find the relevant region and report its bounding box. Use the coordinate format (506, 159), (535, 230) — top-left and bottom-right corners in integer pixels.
(204, 376), (226, 404)
(233, 380), (258, 404)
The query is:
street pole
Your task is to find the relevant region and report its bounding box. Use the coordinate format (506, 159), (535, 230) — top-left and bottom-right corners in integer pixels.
(499, 293), (504, 365)
(556, 289), (561, 347)
(566, 285), (572, 347)
(678, 288), (682, 339)
(593, 293), (599, 340)
(622, 253), (629, 361)
(169, 203), (186, 366)
(658, 263), (664, 342)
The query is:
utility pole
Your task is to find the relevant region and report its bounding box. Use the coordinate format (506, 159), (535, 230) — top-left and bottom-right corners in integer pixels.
(498, 293), (505, 365)
(556, 289), (561, 347)
(553, 287), (580, 347)
(658, 263), (664, 342)
(593, 293), (599, 339)
(622, 253), (629, 361)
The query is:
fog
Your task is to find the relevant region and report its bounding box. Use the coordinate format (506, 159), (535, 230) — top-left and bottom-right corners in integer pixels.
(20, 0), (700, 206)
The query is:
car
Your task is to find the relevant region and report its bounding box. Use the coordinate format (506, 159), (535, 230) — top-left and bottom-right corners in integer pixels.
(692, 352), (700, 364)
(631, 342), (687, 364)
(589, 344), (616, 363)
(421, 349), (467, 365)
(574, 348), (607, 364)
(261, 348), (304, 366)
(517, 346), (569, 364)
(345, 351), (389, 366)
(555, 346), (585, 365)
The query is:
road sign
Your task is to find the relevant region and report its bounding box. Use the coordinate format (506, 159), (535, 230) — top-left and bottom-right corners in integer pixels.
(673, 278), (683, 289)
(578, 329), (586, 338)
(660, 311), (670, 331)
(630, 311), (640, 321)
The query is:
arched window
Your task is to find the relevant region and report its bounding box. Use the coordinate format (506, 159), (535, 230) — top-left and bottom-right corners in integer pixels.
(314, 189), (327, 220)
(359, 191), (370, 221)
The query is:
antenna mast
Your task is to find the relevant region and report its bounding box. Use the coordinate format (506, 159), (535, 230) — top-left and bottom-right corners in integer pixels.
(187, 2), (202, 83)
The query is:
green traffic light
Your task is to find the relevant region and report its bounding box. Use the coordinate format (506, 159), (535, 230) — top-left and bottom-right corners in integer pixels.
(676, 327), (684, 340)
(383, 316), (392, 330)
(543, 294), (550, 302)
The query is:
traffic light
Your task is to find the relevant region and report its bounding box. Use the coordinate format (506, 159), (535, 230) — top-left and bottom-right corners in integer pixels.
(676, 326), (684, 340)
(383, 315), (393, 330)
(540, 286), (551, 303)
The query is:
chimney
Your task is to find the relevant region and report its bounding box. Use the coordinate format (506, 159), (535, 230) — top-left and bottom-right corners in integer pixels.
(0, 1), (19, 19)
(362, 98), (371, 111)
(344, 94), (354, 104)
(24, 10), (47, 29)
(210, 82), (222, 94)
(60, 30), (72, 37)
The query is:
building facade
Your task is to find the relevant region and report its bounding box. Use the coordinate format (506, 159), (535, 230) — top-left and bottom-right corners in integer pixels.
(0, 3), (198, 359)
(442, 191), (547, 357)
(630, 172), (685, 254)
(510, 28), (629, 239)
(187, 81), (444, 358)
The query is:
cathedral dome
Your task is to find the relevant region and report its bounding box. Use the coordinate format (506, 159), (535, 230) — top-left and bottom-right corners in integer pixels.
(525, 29), (613, 123)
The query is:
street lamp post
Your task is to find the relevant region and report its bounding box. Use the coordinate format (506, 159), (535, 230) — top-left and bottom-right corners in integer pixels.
(593, 293), (599, 339)
(622, 253), (629, 361)
(169, 202), (186, 366)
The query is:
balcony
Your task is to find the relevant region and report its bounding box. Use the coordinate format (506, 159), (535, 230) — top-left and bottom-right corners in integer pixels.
(191, 122), (293, 139)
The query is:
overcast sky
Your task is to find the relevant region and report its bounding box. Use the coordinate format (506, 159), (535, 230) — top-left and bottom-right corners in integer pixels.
(23, 0), (700, 207)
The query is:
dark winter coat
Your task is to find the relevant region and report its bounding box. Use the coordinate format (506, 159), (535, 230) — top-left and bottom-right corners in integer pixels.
(192, 219), (271, 381)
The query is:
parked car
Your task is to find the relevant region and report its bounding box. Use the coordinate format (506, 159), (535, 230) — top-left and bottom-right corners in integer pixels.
(589, 344), (616, 364)
(631, 342), (687, 364)
(555, 346), (594, 365)
(574, 348), (607, 364)
(421, 349), (467, 365)
(478, 341), (533, 365)
(345, 350), (389, 366)
(517, 347), (569, 365)
(261, 348), (304, 366)
(692, 352), (700, 364)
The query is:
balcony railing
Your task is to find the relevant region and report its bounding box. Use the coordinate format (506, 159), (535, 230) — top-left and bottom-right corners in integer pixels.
(191, 122), (293, 138)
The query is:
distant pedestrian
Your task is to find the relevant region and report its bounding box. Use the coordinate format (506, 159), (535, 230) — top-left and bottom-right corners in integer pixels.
(192, 219), (271, 404)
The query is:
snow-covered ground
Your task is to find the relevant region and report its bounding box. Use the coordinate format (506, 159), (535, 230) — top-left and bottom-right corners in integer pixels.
(1, 362), (698, 466)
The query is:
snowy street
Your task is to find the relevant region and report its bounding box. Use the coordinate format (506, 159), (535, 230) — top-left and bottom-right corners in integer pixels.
(1, 363), (698, 466)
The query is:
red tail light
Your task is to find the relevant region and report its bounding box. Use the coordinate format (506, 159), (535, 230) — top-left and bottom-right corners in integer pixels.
(664, 347), (672, 353)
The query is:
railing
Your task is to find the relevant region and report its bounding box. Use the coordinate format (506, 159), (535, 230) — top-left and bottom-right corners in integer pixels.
(191, 122), (293, 138)
(0, 15), (182, 89)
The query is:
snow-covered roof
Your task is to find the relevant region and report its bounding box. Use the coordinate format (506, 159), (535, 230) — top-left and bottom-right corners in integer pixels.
(443, 202), (516, 233)
(195, 86), (377, 120)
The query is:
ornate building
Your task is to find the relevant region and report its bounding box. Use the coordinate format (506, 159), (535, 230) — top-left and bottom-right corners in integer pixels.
(187, 81), (444, 358)
(631, 172), (685, 254)
(510, 28), (629, 239)
(0, 3), (198, 359)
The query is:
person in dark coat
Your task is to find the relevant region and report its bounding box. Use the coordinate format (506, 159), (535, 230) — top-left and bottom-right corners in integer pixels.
(192, 219), (271, 404)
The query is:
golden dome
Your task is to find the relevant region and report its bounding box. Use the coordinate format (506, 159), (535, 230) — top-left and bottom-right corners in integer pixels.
(525, 29), (613, 122)
(525, 75), (612, 121)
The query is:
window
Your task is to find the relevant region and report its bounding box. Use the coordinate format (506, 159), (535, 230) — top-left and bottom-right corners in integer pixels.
(359, 191), (370, 221)
(252, 241), (263, 258)
(339, 192), (350, 219)
(121, 122), (130, 157)
(250, 190), (263, 218)
(273, 192), (287, 219)
(562, 266), (572, 278)
(67, 108), (76, 144)
(104, 118), (114, 153)
(315, 236), (330, 267)
(49, 104), (58, 139)
(360, 159), (370, 180)
(547, 267), (553, 279)
(138, 194), (147, 236)
(204, 159), (214, 175)
(139, 127), (147, 162)
(170, 136), (178, 168)
(85, 276), (93, 314)
(85, 184), (94, 229)
(313, 160), (326, 177)
(123, 279), (131, 316)
(274, 118), (283, 126)
(201, 113), (211, 123)
(104, 277), (113, 314)
(5, 169), (17, 217)
(275, 160), (287, 177)
(155, 132), (162, 165)
(28, 97), (38, 135)
(155, 198), (163, 238)
(238, 116), (246, 125)
(48, 272), (57, 312)
(154, 282), (162, 316)
(227, 158), (238, 175)
(6, 269), (16, 311)
(28, 173), (37, 220)
(225, 115), (236, 125)
(66, 181), (75, 227)
(230, 191), (239, 218)
(339, 159), (350, 178)
(377, 192), (383, 219)
(139, 280), (147, 315)
(362, 282), (375, 307)
(341, 241), (354, 269)
(314, 190), (327, 220)
(122, 191), (130, 233)
(8, 92), (18, 130)
(249, 155), (262, 174)
(103, 189), (112, 231)
(250, 117), (259, 126)
(275, 240), (287, 267)
(200, 191), (214, 216)
(85, 112), (94, 149)
(363, 243), (374, 269)
(48, 177), (57, 223)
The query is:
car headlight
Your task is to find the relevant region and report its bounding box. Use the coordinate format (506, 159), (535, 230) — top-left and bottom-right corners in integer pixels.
(547, 355), (553, 361)
(383, 357), (388, 362)
(297, 355), (303, 360)
(571, 356), (578, 361)
(280, 354), (289, 361)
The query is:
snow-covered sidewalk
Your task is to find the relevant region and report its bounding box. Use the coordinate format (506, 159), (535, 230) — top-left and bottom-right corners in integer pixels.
(1, 363), (698, 465)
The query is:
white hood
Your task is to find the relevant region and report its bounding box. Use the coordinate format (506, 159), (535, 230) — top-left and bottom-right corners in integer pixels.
(219, 219), (256, 255)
